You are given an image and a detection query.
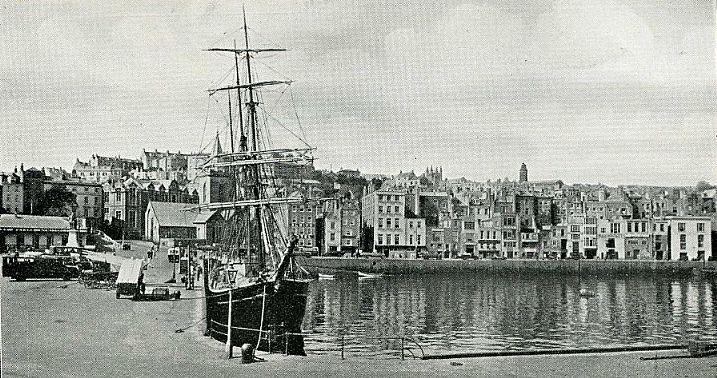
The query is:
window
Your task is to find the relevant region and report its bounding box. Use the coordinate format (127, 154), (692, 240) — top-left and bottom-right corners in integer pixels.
(378, 218), (383, 228)
(409, 221), (413, 228)
(330, 221), (335, 229)
(94, 197), (98, 205)
(330, 233), (335, 241)
(572, 234), (580, 240)
(680, 234), (686, 250)
(464, 221), (475, 230)
(394, 206), (399, 213)
(698, 234), (704, 248)
(377, 234), (383, 245)
(378, 206), (383, 213)
(417, 235), (421, 244)
(697, 223), (705, 232)
(84, 197), (88, 204)
(386, 218), (391, 228)
(610, 223), (621, 234)
(394, 218), (399, 228)
(410, 235), (414, 245)
(115, 210), (122, 219)
(571, 225), (580, 232)
(678, 223), (685, 232)
(641, 222), (646, 233)
(386, 206), (391, 214)
(115, 190), (121, 201)
(627, 223), (632, 232)
(660, 224), (665, 232)
(394, 234), (399, 244)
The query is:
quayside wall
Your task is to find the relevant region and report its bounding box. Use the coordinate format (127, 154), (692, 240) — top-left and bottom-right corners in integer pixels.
(297, 257), (717, 277)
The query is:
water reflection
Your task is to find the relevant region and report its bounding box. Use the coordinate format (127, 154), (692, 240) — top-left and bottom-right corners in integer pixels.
(302, 273), (717, 356)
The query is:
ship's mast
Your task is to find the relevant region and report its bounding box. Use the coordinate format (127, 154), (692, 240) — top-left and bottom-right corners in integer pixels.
(234, 39), (247, 153)
(203, 9), (314, 270)
(243, 7), (266, 270)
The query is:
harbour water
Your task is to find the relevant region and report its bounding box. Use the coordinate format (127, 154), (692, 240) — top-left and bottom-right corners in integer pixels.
(301, 273), (717, 358)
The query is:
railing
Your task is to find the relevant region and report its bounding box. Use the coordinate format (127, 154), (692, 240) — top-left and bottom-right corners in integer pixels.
(207, 319), (424, 360)
(334, 334), (425, 360)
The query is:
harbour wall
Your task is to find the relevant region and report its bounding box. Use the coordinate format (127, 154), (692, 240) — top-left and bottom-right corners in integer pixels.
(298, 257), (717, 277)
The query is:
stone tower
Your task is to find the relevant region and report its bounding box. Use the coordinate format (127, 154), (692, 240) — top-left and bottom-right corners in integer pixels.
(519, 163), (528, 183)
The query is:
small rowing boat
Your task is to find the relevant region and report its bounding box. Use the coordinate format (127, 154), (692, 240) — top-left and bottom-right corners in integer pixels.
(358, 271), (383, 279)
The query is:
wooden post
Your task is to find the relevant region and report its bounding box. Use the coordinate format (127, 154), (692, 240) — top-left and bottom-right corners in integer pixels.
(268, 327), (272, 354)
(225, 288), (233, 359)
(284, 323), (289, 355)
(401, 337), (405, 360)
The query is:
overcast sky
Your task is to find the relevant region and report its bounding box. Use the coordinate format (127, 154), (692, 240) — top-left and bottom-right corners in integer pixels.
(1, 0), (715, 186)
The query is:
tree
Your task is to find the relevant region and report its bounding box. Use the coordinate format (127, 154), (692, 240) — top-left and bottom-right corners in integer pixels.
(695, 181), (714, 192)
(37, 185), (77, 217)
(98, 218), (124, 240)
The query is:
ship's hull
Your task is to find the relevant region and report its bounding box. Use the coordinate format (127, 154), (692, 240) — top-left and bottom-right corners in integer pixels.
(203, 261), (310, 355)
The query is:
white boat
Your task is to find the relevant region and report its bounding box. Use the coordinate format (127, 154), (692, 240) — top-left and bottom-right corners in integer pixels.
(579, 288), (596, 297)
(318, 273), (335, 280)
(357, 271), (383, 279)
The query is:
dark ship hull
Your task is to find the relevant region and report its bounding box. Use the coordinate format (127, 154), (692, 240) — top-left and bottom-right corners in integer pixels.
(203, 260), (310, 355)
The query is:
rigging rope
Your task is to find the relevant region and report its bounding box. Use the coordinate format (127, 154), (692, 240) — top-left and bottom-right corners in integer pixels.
(198, 95), (212, 153)
(289, 87), (308, 141)
(256, 284), (267, 353)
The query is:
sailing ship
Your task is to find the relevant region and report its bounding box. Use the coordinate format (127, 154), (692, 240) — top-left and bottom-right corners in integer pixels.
(197, 11), (314, 356)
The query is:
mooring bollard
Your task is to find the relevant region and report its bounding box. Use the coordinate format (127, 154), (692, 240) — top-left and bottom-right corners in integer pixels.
(241, 343), (254, 364)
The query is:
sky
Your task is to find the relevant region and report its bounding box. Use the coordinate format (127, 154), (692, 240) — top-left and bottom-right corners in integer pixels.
(1, 0), (715, 186)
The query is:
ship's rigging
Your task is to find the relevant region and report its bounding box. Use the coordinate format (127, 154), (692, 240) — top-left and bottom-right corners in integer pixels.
(195, 10), (314, 271)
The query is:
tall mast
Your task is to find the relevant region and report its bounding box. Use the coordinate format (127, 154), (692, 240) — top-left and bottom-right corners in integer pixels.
(243, 7), (265, 270)
(227, 93), (234, 153)
(233, 39), (247, 152)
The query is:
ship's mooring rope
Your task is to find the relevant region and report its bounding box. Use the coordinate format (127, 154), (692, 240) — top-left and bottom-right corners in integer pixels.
(175, 316), (207, 333)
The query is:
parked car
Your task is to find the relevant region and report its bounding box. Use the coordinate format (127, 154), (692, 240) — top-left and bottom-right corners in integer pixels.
(420, 252), (441, 260)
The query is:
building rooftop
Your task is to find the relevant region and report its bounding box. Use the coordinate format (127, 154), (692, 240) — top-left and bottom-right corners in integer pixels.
(0, 214), (71, 231)
(147, 202), (197, 228)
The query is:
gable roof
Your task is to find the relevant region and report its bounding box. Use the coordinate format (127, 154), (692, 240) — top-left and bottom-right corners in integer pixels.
(147, 202), (197, 228)
(193, 210), (222, 224)
(0, 214), (71, 231)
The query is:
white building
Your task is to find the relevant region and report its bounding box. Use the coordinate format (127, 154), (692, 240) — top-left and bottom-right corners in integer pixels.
(667, 216), (711, 261)
(362, 189), (426, 258)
